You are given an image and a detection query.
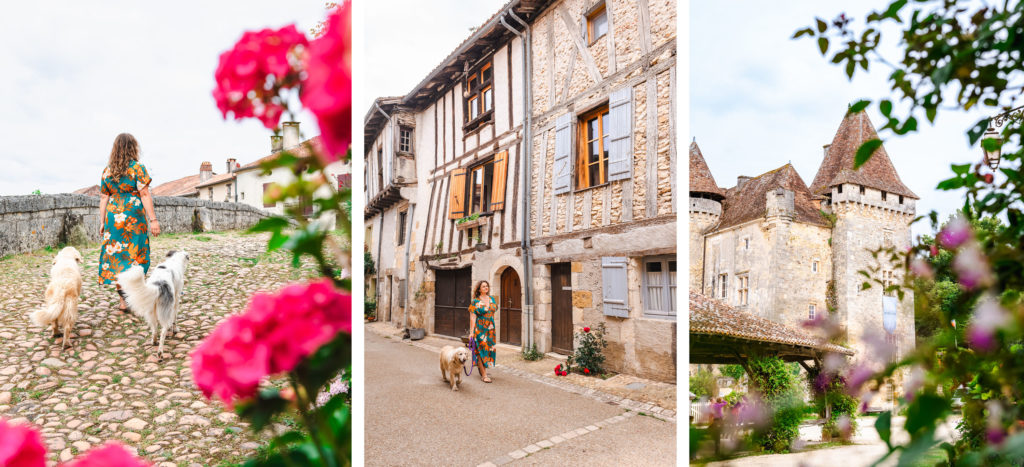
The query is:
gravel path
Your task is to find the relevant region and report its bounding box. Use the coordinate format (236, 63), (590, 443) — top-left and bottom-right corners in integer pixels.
(0, 231), (319, 466)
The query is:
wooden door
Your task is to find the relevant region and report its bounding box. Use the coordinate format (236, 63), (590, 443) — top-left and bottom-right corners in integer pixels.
(551, 263), (573, 354)
(434, 268), (472, 337)
(500, 268), (522, 345)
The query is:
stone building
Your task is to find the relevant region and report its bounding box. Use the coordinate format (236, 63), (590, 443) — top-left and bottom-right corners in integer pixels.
(366, 0), (677, 383)
(690, 110), (917, 406)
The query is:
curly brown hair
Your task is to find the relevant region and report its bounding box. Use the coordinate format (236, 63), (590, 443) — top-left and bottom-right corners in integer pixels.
(107, 133), (139, 179)
(472, 280), (490, 299)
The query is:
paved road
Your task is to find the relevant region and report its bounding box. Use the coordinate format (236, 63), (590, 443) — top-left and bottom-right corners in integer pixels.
(364, 331), (676, 466)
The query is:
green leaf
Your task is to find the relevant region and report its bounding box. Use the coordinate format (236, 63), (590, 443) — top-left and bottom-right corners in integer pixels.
(267, 230), (289, 252)
(904, 393), (948, 436)
(896, 117), (917, 134)
(854, 139), (883, 169)
(951, 163), (971, 175)
(936, 176), (965, 190)
(818, 37), (829, 55)
(849, 100), (871, 113)
(880, 100), (893, 116)
(792, 27), (814, 39)
(236, 388), (289, 432)
(816, 18), (828, 33)
(250, 216), (290, 233)
(967, 119), (990, 145)
(875, 411), (893, 448)
(897, 428), (937, 467)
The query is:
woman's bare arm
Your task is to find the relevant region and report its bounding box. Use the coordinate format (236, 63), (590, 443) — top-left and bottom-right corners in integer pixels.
(98, 194), (109, 233)
(139, 186), (160, 236)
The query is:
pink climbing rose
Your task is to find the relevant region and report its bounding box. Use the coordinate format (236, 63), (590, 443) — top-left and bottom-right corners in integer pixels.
(213, 25), (309, 130)
(0, 419), (46, 467)
(300, 2), (352, 162)
(937, 215), (972, 249)
(65, 443), (150, 467)
(191, 278), (352, 406)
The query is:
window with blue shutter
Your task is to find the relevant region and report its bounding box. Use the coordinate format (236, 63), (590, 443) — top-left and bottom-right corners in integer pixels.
(607, 86), (633, 182)
(601, 256), (629, 317)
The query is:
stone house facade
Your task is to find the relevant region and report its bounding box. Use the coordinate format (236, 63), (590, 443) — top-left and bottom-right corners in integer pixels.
(690, 110), (917, 406)
(365, 0), (677, 383)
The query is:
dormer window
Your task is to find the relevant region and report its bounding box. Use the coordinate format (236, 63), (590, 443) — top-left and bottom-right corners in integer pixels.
(399, 126), (413, 154)
(881, 191), (887, 201)
(465, 62), (493, 127)
(586, 3), (608, 44)
(899, 195), (904, 204)
(860, 185), (866, 195)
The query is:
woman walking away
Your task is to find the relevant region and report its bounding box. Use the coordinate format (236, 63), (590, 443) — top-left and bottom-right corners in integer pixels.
(469, 280), (497, 383)
(97, 133), (160, 312)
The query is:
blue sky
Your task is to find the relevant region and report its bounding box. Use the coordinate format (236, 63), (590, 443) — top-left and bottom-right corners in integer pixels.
(691, 1), (995, 239)
(0, 1), (330, 196)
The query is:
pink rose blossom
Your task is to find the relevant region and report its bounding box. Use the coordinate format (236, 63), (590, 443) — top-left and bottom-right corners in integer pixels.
(301, 2), (352, 163)
(967, 298), (1010, 353)
(213, 25), (309, 130)
(937, 216), (972, 249)
(0, 419), (46, 467)
(191, 278), (351, 406)
(909, 258), (934, 279)
(953, 243), (993, 290)
(65, 443), (150, 467)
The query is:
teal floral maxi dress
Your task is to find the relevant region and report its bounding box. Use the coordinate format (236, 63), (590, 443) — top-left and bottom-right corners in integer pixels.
(470, 296), (497, 367)
(98, 161), (152, 285)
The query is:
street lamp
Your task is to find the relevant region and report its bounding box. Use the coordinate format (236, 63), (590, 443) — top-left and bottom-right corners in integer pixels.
(983, 105), (1024, 169)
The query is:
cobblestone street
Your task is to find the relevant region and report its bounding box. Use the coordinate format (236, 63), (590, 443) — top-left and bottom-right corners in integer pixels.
(0, 231), (319, 466)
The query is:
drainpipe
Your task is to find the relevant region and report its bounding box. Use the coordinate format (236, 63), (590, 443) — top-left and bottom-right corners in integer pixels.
(501, 8), (534, 352)
(403, 203), (416, 329)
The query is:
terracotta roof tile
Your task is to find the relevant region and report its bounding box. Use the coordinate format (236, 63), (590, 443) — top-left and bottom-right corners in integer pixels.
(151, 174), (203, 197)
(715, 164), (827, 230)
(809, 110), (918, 199)
(689, 142), (725, 199)
(689, 292), (854, 356)
(195, 172), (236, 189)
(238, 135), (324, 172)
(73, 185), (101, 196)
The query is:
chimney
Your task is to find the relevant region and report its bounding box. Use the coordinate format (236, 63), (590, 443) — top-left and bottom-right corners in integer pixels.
(737, 176), (751, 190)
(200, 161), (213, 182)
(823, 144), (831, 159)
(282, 121), (301, 149)
(271, 135), (283, 152)
(226, 158), (237, 173)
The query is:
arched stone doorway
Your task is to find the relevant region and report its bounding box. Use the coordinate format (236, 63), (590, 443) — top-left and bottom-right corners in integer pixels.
(499, 267), (522, 345)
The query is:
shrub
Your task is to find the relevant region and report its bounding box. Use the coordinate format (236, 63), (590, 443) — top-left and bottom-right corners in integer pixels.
(364, 251), (376, 275)
(364, 300), (376, 319)
(690, 369), (716, 398)
(521, 344), (543, 361)
(747, 355), (804, 453)
(720, 364), (745, 382)
(567, 324), (608, 375)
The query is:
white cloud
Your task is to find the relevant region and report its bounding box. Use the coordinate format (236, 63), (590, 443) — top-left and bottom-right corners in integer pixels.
(0, 1), (333, 196)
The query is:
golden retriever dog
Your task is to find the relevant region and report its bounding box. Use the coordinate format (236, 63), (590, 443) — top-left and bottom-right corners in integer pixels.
(439, 344), (471, 391)
(31, 246), (83, 351)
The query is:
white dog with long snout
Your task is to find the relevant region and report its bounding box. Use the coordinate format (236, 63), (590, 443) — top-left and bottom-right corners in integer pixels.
(117, 250), (189, 360)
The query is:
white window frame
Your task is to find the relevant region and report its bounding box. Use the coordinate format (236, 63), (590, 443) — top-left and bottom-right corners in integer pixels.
(719, 273), (728, 299)
(808, 304), (817, 320)
(812, 259), (819, 273)
(737, 273), (749, 305)
(641, 256), (676, 319)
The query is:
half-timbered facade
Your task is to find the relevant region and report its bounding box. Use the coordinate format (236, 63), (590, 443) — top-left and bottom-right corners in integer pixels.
(528, 0), (677, 382)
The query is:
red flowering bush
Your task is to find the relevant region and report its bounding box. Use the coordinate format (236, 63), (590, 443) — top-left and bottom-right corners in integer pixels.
(65, 443), (150, 467)
(213, 25), (308, 129)
(300, 2), (351, 162)
(583, 326), (591, 333)
(0, 419), (45, 467)
(191, 278), (351, 406)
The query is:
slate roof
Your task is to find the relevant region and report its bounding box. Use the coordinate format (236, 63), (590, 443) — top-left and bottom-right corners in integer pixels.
(715, 164), (827, 230)
(809, 110), (918, 199)
(689, 292), (854, 356)
(689, 142), (725, 199)
(151, 174), (203, 197)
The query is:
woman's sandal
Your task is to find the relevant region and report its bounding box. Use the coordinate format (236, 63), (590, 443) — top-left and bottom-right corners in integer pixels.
(482, 376), (492, 383)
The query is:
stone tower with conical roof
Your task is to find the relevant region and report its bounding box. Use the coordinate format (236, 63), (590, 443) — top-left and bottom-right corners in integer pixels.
(812, 110), (917, 375)
(689, 142), (725, 293)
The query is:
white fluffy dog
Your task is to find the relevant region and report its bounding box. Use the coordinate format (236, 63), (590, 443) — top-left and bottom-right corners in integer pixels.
(117, 250), (189, 359)
(439, 345), (471, 391)
(31, 246), (83, 351)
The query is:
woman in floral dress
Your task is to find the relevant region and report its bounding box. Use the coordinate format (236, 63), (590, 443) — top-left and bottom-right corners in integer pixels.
(469, 281), (497, 383)
(97, 133), (161, 312)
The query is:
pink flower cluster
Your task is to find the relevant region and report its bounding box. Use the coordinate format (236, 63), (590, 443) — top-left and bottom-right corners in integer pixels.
(301, 2), (352, 163)
(0, 418), (147, 467)
(191, 279), (352, 406)
(213, 25), (308, 129)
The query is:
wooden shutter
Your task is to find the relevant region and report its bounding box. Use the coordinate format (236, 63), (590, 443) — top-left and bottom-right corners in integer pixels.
(607, 86), (633, 182)
(490, 150), (509, 211)
(448, 168), (467, 219)
(601, 256), (629, 317)
(553, 112), (574, 194)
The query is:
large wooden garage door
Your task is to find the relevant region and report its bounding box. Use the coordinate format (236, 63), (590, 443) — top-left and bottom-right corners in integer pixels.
(434, 268), (472, 337)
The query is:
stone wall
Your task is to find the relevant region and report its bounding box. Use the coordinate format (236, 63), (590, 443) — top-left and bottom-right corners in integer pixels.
(0, 194), (268, 258)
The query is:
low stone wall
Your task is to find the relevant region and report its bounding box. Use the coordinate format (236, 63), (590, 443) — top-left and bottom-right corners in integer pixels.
(0, 194), (269, 258)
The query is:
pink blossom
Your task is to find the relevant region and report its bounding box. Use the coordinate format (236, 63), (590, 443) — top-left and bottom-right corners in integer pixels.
(937, 216), (972, 249)
(953, 244), (993, 290)
(903, 365), (926, 402)
(986, 401), (1006, 445)
(213, 25), (309, 130)
(846, 364), (875, 395)
(301, 2), (352, 162)
(823, 353), (847, 374)
(930, 245), (939, 257)
(967, 298), (1010, 353)
(0, 419), (46, 467)
(191, 279), (351, 406)
(909, 258), (934, 279)
(837, 414), (853, 439)
(859, 391), (877, 413)
(65, 443), (150, 467)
